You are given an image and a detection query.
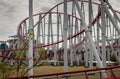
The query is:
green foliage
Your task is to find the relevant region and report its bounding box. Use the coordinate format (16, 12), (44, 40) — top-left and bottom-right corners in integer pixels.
(15, 50), (26, 58)
(0, 50), (27, 78)
(0, 63), (12, 79)
(110, 54), (118, 62)
(38, 48), (46, 60)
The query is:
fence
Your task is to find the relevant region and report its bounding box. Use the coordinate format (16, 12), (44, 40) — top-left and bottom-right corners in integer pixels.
(8, 65), (120, 79)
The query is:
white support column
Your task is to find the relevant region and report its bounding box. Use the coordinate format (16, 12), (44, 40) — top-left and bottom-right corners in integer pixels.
(49, 14), (54, 44)
(99, 0), (120, 34)
(57, 13), (60, 65)
(48, 13), (51, 44)
(70, 45), (73, 66)
(74, 0), (107, 77)
(84, 44), (89, 67)
(106, 1), (120, 23)
(52, 45), (57, 66)
(43, 17), (45, 45)
(96, 19), (101, 59)
(74, 19), (79, 66)
(98, 1), (120, 63)
(101, 6), (107, 67)
(28, 0), (33, 77)
(36, 15), (41, 45)
(57, 12), (60, 50)
(118, 38), (120, 65)
(47, 14), (51, 58)
(88, 0), (93, 69)
(63, 0), (68, 72)
(68, 15), (73, 66)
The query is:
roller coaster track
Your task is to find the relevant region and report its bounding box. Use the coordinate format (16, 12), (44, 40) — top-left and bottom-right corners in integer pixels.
(17, 0), (100, 46)
(1, 0), (120, 78)
(0, 0), (120, 62)
(0, 0), (101, 61)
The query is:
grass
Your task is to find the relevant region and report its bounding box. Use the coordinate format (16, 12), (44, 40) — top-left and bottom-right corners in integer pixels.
(1, 61), (120, 79)
(33, 65), (86, 74)
(7, 65), (120, 79)
(9, 65), (86, 77)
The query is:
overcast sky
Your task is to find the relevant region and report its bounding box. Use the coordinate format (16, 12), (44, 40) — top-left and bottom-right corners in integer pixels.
(0, 0), (120, 41)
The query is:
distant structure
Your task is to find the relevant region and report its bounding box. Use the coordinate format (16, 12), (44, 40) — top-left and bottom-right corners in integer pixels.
(0, 0), (120, 78)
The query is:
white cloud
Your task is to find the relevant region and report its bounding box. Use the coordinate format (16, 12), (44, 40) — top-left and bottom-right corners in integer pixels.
(0, 0), (28, 40)
(33, 0), (56, 14)
(0, 0), (58, 41)
(0, 0), (120, 41)
(109, 0), (120, 11)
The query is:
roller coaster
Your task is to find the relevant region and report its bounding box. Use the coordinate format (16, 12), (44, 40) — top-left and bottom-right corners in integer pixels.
(0, 0), (120, 79)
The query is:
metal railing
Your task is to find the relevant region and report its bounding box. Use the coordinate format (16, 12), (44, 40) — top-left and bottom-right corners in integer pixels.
(8, 65), (120, 79)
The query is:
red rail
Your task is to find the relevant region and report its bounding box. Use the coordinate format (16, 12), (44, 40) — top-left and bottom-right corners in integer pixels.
(8, 65), (120, 79)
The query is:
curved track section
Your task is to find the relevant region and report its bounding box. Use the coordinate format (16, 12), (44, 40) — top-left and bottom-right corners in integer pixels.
(16, 0), (102, 63)
(0, 0), (120, 68)
(0, 0), (120, 78)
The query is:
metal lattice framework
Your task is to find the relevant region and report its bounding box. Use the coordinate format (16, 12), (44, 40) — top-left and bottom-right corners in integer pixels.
(0, 0), (120, 78)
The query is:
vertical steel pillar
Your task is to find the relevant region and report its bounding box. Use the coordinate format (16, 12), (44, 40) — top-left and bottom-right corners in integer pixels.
(69, 1), (76, 66)
(88, 0), (94, 69)
(36, 15), (41, 45)
(43, 17), (45, 45)
(84, 44), (89, 67)
(63, 0), (68, 72)
(57, 7), (59, 50)
(119, 38), (120, 65)
(99, 0), (120, 34)
(75, 19), (80, 66)
(39, 15), (44, 45)
(101, 6), (107, 66)
(57, 13), (61, 65)
(47, 14), (51, 60)
(53, 45), (57, 66)
(106, 1), (120, 23)
(28, 0), (33, 77)
(68, 15), (73, 66)
(96, 19), (101, 60)
(74, 0), (107, 77)
(100, 0), (120, 64)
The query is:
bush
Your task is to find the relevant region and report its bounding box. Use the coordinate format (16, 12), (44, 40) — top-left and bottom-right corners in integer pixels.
(0, 63), (12, 79)
(110, 54), (118, 62)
